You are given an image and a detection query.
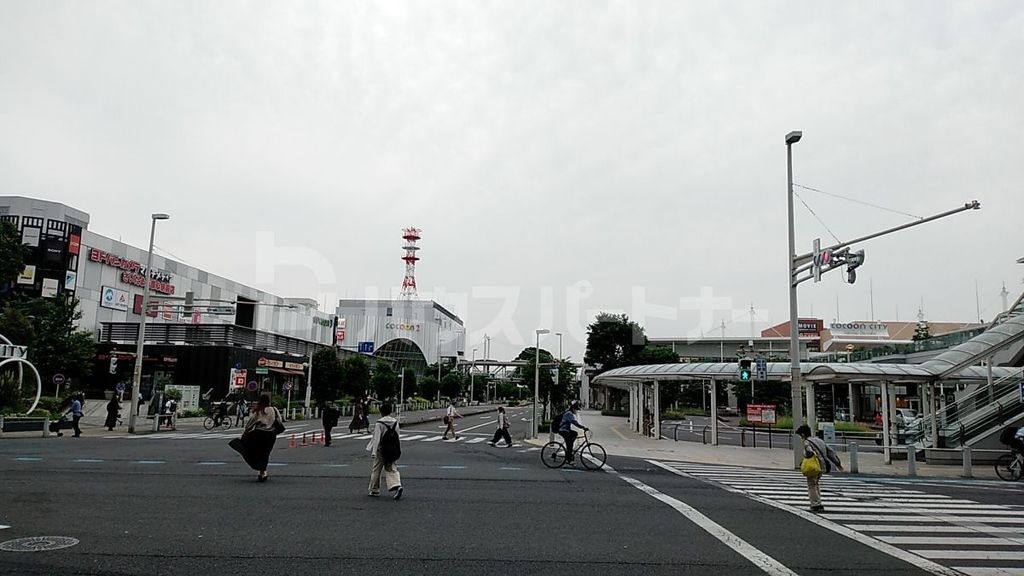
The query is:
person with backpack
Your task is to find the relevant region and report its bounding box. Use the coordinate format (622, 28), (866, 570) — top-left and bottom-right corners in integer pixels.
(322, 403), (341, 447)
(1000, 426), (1024, 455)
(488, 406), (513, 447)
(796, 424), (843, 512)
(366, 403), (403, 500)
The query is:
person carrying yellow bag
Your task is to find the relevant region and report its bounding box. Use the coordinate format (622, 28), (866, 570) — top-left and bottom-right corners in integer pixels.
(796, 424), (843, 512)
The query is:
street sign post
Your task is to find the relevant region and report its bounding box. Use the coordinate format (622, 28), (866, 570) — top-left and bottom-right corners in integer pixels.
(53, 373), (65, 397)
(745, 403), (778, 449)
(246, 380), (258, 392)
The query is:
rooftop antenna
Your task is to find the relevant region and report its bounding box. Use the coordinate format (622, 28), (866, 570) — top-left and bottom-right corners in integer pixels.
(400, 227), (421, 300)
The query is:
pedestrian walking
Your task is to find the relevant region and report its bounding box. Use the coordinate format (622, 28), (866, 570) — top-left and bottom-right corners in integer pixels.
(349, 398), (369, 433)
(488, 406), (513, 447)
(68, 394), (84, 437)
(229, 394), (285, 482)
(442, 402), (461, 439)
(104, 396), (120, 431)
(323, 403), (340, 446)
(366, 403), (403, 500)
(796, 424), (843, 512)
(234, 398), (248, 427)
(163, 398), (178, 430)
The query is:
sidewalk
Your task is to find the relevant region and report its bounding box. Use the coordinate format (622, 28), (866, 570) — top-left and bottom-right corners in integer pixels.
(530, 410), (1000, 481)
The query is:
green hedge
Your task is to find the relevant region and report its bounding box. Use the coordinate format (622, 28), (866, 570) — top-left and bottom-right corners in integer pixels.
(600, 409), (628, 417)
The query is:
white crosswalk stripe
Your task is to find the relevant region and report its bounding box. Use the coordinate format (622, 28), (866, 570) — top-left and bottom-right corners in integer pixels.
(102, 430), (518, 450)
(655, 461), (1024, 576)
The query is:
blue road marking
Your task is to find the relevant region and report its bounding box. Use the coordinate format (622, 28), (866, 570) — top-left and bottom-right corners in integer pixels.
(134, 460), (165, 465)
(14, 457), (42, 461)
(73, 459), (105, 463)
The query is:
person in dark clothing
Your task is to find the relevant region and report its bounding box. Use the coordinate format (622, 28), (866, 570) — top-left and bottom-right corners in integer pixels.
(230, 394), (283, 482)
(558, 402), (589, 463)
(322, 403), (340, 446)
(488, 406), (513, 447)
(104, 397), (120, 431)
(214, 399), (228, 426)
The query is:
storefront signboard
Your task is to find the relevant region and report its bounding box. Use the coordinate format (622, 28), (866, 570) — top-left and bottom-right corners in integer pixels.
(101, 286), (130, 311)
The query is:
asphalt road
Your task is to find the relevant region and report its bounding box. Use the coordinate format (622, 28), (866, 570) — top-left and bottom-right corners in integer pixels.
(1, 408), (1021, 575)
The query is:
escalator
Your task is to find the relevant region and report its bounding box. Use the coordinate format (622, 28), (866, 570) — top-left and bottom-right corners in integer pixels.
(916, 291), (1024, 449)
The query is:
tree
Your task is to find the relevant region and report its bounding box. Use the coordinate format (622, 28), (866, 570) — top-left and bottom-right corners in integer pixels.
(400, 367), (417, 399)
(913, 320), (931, 341)
(419, 375), (440, 401)
(440, 372), (463, 400)
(584, 313), (647, 374)
(0, 220), (28, 289)
(310, 348), (344, 405)
(0, 296), (95, 391)
(372, 363), (400, 401)
(339, 356), (371, 399)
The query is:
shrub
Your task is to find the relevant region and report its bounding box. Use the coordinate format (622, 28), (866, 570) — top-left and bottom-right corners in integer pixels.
(179, 409), (204, 418)
(601, 409), (628, 417)
(660, 410), (691, 421)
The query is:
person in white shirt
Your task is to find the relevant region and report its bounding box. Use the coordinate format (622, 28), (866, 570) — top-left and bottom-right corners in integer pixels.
(442, 403), (461, 440)
(366, 403), (403, 500)
(488, 406), (513, 447)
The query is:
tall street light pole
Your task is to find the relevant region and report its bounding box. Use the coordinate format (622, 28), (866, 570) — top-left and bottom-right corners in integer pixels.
(533, 328), (549, 439)
(128, 212), (170, 433)
(786, 130), (804, 468)
(470, 347), (477, 405)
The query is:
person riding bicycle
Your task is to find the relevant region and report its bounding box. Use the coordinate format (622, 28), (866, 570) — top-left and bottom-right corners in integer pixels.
(1012, 426), (1024, 456)
(213, 398), (229, 426)
(558, 401), (589, 463)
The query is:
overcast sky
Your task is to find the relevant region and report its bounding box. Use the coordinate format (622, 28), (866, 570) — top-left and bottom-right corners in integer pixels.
(2, 1), (1022, 362)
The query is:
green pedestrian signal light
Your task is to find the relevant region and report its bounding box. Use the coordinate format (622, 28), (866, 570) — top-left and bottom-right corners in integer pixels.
(738, 358), (752, 382)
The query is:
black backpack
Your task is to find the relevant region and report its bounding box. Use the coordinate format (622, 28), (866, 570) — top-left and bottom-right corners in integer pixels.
(999, 426), (1020, 446)
(379, 422), (401, 464)
(550, 413), (563, 434)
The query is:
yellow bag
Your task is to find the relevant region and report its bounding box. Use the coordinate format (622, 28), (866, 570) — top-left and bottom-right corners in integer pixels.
(801, 455), (821, 477)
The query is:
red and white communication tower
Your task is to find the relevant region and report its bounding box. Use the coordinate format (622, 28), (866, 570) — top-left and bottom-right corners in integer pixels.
(400, 227), (422, 299)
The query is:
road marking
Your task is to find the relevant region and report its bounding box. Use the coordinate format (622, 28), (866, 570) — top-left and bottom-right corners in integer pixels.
(609, 426), (630, 440)
(499, 467), (523, 471)
(421, 436), (444, 442)
(455, 420), (497, 433)
(916, 551), (1024, 561)
(134, 460), (165, 465)
(440, 465), (466, 469)
(649, 460), (966, 576)
(73, 459), (105, 463)
(466, 437), (487, 444)
(822, 514), (1024, 524)
(0, 525), (10, 530)
(13, 457), (42, 461)
(267, 462), (288, 467)
(610, 467), (797, 576)
(951, 568), (1024, 576)
(880, 536), (1020, 546)
(402, 435), (427, 441)
(848, 525), (1022, 533)
(355, 434), (373, 440)
(197, 461), (226, 466)
(324, 464), (349, 468)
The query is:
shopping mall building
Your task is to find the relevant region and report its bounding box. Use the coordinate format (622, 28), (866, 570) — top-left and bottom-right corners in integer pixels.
(1, 196), (339, 402)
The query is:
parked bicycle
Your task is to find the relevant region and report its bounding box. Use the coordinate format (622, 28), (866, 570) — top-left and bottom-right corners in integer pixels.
(994, 449), (1022, 481)
(540, 430), (607, 470)
(203, 412), (233, 431)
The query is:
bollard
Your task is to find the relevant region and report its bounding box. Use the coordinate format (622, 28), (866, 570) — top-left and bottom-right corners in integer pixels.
(0, 414), (4, 437)
(42, 416), (49, 438)
(689, 420), (694, 433)
(907, 445), (917, 477)
(741, 428), (746, 447)
(961, 445), (972, 478)
(301, 433), (308, 446)
(848, 442), (859, 474)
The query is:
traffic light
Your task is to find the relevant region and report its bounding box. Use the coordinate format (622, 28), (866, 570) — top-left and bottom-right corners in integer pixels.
(846, 249), (865, 284)
(738, 358), (752, 382)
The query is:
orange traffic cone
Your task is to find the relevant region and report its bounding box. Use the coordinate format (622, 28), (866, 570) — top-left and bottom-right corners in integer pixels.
(301, 432), (308, 446)
(289, 435), (296, 449)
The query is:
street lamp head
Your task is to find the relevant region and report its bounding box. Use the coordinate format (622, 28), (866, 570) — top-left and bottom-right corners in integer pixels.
(151, 213), (170, 221)
(785, 131), (802, 145)
(536, 329), (550, 335)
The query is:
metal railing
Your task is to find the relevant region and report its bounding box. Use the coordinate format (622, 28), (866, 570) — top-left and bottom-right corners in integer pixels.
(100, 322), (321, 357)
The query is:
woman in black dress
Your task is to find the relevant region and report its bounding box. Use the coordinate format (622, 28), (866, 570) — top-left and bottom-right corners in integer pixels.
(104, 397), (120, 431)
(230, 394), (282, 482)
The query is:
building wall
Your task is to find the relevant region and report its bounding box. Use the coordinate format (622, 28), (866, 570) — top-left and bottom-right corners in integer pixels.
(76, 231), (336, 344)
(336, 299), (465, 363)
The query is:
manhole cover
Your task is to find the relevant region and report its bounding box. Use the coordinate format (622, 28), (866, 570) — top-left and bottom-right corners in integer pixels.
(0, 536), (80, 552)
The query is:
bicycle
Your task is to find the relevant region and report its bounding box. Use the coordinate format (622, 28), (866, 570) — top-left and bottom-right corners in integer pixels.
(994, 449), (1022, 481)
(541, 430), (607, 470)
(203, 413), (233, 431)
